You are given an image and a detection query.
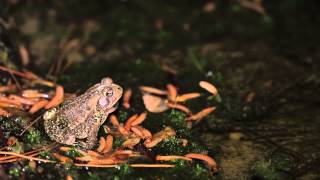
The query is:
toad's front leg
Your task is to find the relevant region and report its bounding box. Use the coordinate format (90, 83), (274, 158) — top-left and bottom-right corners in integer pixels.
(77, 124), (100, 149)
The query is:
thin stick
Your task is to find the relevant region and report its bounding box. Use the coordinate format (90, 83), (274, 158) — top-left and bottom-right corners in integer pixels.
(0, 151), (41, 162)
(19, 115), (43, 136)
(0, 66), (30, 78)
(9, 72), (22, 90)
(0, 147), (8, 151)
(0, 151), (55, 163)
(0, 142), (57, 161)
(130, 164), (175, 168)
(74, 163), (175, 168)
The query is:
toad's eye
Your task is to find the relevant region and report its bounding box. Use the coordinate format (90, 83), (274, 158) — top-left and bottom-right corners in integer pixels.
(106, 89), (113, 97)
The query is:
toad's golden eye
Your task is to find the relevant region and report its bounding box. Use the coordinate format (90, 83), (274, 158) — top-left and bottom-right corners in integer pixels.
(106, 89), (113, 97)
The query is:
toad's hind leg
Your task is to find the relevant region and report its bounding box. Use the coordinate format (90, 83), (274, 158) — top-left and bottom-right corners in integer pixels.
(77, 125), (99, 149)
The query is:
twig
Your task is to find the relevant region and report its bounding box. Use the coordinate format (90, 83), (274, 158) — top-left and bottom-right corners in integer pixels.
(9, 72), (22, 90)
(74, 163), (175, 168)
(0, 151), (55, 163)
(19, 115), (43, 136)
(0, 142), (57, 162)
(0, 66), (30, 78)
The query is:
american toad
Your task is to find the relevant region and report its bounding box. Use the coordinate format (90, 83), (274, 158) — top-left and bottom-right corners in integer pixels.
(43, 77), (123, 149)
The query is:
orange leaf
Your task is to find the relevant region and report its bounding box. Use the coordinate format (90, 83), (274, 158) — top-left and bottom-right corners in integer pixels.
(142, 94), (168, 113)
(156, 155), (192, 161)
(0, 107), (11, 117)
(199, 81), (218, 96)
(123, 88), (132, 109)
(140, 86), (167, 95)
(176, 93), (201, 102)
(29, 99), (48, 114)
(166, 84), (177, 101)
(185, 153), (217, 172)
(131, 112), (147, 126)
(102, 135), (113, 153)
(124, 114), (138, 131)
(187, 106), (216, 121)
(96, 137), (106, 153)
(52, 153), (73, 163)
(166, 102), (192, 114)
(109, 115), (119, 126)
(45, 85), (64, 109)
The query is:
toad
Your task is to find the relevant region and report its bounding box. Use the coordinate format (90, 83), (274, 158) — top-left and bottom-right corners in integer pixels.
(43, 77), (123, 149)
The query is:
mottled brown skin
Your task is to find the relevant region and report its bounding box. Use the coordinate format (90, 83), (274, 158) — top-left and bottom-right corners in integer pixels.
(43, 77), (123, 149)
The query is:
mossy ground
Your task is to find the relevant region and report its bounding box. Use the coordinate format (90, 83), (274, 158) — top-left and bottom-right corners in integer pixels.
(1, 0), (320, 179)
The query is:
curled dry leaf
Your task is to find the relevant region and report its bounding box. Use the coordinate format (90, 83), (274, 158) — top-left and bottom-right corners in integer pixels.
(131, 112), (147, 126)
(0, 96), (22, 107)
(144, 127), (176, 148)
(0, 101), (22, 109)
(142, 94), (168, 113)
(166, 84), (177, 101)
(166, 102), (192, 114)
(102, 135), (113, 153)
(199, 81), (218, 96)
(131, 126), (144, 138)
(122, 137), (141, 149)
(0, 107), (11, 117)
(109, 115), (119, 126)
(156, 155), (192, 161)
(52, 153), (73, 163)
(140, 86), (167, 95)
(123, 88), (132, 109)
(19, 44), (30, 66)
(134, 126), (152, 139)
(22, 89), (49, 99)
(87, 150), (102, 158)
(185, 153), (217, 172)
(118, 125), (130, 136)
(66, 175), (73, 180)
(76, 155), (95, 162)
(45, 85), (64, 109)
(29, 99), (48, 114)
(96, 137), (106, 153)
(8, 94), (38, 105)
(124, 114), (138, 131)
(187, 106), (216, 121)
(88, 158), (116, 165)
(176, 93), (201, 102)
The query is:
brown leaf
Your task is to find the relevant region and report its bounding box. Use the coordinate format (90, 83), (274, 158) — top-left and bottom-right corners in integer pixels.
(142, 94), (168, 113)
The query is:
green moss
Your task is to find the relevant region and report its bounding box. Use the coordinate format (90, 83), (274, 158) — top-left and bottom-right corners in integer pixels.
(113, 137), (124, 149)
(11, 141), (24, 153)
(39, 151), (52, 160)
(64, 147), (83, 158)
(117, 110), (129, 123)
(155, 137), (185, 155)
(9, 167), (21, 177)
(117, 163), (134, 178)
(25, 129), (41, 144)
(86, 172), (101, 180)
(251, 159), (280, 180)
(1, 117), (21, 135)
